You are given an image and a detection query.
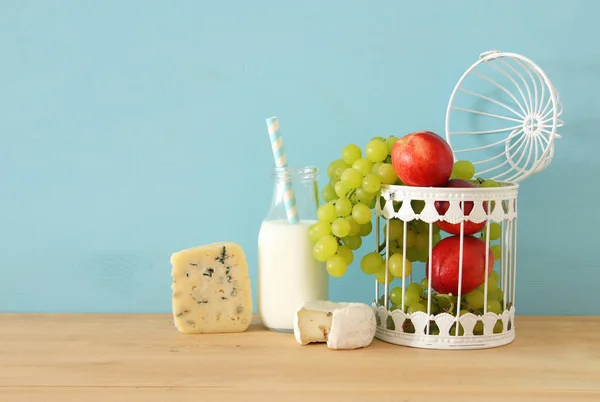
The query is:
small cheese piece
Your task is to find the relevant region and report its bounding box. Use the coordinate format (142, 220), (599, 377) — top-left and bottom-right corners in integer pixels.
(294, 301), (376, 350)
(171, 242), (252, 334)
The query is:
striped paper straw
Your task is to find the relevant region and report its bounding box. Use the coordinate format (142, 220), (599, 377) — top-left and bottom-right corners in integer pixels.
(266, 116), (299, 224)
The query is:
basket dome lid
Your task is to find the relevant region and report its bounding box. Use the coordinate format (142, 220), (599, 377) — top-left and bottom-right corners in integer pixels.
(444, 49), (563, 183)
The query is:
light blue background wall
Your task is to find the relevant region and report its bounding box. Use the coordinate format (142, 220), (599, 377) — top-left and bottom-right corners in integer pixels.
(0, 0), (597, 315)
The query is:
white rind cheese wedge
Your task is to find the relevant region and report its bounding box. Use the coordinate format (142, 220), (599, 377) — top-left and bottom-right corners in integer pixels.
(171, 242), (252, 334)
(294, 301), (376, 350)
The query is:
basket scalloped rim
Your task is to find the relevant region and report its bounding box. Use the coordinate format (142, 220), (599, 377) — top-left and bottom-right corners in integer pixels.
(372, 305), (516, 350)
(375, 184), (518, 223)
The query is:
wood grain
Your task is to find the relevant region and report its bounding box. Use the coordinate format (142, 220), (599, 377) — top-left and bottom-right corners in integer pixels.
(0, 314), (599, 401)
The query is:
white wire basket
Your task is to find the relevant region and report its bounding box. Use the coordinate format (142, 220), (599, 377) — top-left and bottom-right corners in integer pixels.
(373, 184), (517, 349)
(372, 50), (562, 349)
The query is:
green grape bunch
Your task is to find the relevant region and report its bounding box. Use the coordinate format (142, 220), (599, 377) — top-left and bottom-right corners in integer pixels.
(315, 138), (512, 328)
(368, 152), (510, 327)
(312, 134), (507, 306)
(309, 136), (399, 278)
(379, 269), (507, 333)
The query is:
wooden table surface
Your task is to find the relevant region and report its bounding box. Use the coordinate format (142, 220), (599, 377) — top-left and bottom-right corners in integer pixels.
(0, 314), (599, 402)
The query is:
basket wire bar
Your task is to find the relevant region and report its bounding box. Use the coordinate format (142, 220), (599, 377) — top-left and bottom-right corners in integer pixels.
(375, 216), (380, 304)
(501, 219), (506, 307)
(510, 219), (516, 307)
(455, 208), (465, 336)
(384, 223), (390, 309)
(401, 220), (408, 311)
(426, 222), (433, 335)
(484, 207), (491, 313)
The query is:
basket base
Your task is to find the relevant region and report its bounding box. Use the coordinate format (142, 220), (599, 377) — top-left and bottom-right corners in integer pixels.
(375, 326), (515, 350)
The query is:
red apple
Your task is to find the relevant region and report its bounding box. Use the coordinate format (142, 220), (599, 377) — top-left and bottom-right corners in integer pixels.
(391, 131), (454, 187)
(434, 179), (488, 235)
(426, 235), (494, 295)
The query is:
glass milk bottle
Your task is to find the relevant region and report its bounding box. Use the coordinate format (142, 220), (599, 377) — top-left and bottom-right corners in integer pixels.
(258, 166), (329, 332)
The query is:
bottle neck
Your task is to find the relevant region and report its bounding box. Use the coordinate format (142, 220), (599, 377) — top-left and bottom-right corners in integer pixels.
(266, 166), (319, 223)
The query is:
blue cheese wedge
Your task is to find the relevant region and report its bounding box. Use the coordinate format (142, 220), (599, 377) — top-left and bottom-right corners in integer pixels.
(294, 301), (376, 350)
(171, 242), (252, 334)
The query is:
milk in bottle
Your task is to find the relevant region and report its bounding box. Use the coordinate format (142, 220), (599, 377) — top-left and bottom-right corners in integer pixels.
(257, 166), (329, 332)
